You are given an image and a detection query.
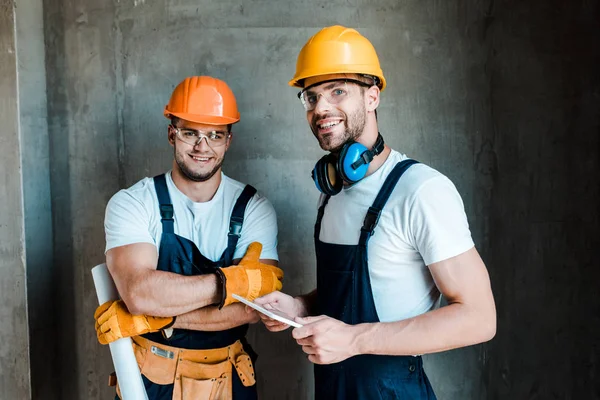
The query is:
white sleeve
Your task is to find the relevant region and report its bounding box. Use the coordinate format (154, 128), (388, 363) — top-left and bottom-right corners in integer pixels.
(407, 176), (475, 266)
(232, 193), (279, 261)
(104, 190), (156, 253)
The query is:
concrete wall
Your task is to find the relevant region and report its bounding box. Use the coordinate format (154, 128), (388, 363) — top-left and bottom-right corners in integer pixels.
(0, 1), (32, 398)
(41, 1), (493, 398)
(16, 0), (57, 397)
(483, 1), (600, 398)
(0, 0), (598, 399)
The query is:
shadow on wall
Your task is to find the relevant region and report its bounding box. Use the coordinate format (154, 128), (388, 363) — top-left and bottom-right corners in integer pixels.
(43, 2), (78, 398)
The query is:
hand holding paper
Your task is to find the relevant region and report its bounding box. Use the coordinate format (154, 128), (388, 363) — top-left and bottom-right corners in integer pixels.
(233, 294), (303, 328)
(253, 291), (308, 332)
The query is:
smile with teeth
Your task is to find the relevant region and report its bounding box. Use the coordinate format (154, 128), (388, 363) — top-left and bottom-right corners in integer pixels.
(318, 120), (342, 129)
(191, 155), (211, 162)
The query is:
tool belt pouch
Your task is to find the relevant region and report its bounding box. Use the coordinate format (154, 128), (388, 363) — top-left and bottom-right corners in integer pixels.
(173, 358), (231, 400)
(118, 337), (256, 400)
(232, 351), (256, 387)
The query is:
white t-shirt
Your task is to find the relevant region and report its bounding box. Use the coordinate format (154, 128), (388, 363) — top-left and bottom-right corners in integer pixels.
(318, 150), (474, 322)
(105, 171), (278, 262)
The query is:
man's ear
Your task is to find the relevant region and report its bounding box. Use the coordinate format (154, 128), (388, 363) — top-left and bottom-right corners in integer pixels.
(225, 132), (234, 151)
(366, 86), (380, 112)
(168, 125), (176, 145)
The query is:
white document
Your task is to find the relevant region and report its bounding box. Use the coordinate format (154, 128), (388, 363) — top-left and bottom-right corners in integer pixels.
(232, 294), (303, 328)
(92, 263), (149, 400)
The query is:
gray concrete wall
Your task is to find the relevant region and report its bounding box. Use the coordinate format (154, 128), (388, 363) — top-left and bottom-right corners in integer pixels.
(483, 1), (600, 398)
(41, 1), (492, 399)
(16, 0), (57, 397)
(0, 0), (597, 399)
(0, 1), (32, 398)
(44, 0), (123, 397)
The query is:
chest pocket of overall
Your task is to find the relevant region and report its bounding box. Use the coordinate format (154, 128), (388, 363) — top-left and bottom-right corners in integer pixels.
(316, 243), (366, 325)
(318, 269), (354, 323)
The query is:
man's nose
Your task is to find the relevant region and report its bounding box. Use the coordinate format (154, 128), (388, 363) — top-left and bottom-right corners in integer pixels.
(193, 136), (211, 150)
(313, 94), (333, 113)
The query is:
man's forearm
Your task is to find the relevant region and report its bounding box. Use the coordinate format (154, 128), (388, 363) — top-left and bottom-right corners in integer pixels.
(107, 244), (222, 317)
(354, 302), (496, 357)
(173, 304), (259, 331)
(353, 248), (496, 357)
(121, 269), (221, 317)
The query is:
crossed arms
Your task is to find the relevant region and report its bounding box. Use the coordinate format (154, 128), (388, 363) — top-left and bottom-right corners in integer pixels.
(106, 242), (279, 332)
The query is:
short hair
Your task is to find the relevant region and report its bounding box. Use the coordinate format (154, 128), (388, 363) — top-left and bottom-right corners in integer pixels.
(170, 116), (181, 127)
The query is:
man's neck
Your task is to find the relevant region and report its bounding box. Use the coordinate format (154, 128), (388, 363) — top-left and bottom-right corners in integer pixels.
(356, 124), (391, 179)
(170, 165), (222, 203)
(365, 144), (391, 178)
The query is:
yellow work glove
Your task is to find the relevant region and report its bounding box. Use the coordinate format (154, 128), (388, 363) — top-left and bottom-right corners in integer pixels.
(94, 300), (175, 345)
(216, 242), (283, 308)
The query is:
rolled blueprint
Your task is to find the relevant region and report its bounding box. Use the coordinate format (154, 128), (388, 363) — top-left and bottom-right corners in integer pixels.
(92, 263), (149, 400)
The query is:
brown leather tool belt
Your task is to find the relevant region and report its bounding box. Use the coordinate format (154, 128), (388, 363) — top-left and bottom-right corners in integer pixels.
(115, 336), (256, 400)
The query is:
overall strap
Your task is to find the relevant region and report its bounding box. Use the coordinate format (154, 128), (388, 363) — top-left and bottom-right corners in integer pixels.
(314, 195), (331, 240)
(222, 185), (257, 265)
(359, 159), (419, 246)
(153, 174), (174, 234)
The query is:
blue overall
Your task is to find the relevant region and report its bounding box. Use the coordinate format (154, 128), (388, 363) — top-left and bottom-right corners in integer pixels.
(124, 174), (258, 400)
(313, 160), (437, 400)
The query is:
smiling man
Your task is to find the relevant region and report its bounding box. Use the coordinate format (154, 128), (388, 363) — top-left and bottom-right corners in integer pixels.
(255, 26), (496, 399)
(94, 76), (282, 400)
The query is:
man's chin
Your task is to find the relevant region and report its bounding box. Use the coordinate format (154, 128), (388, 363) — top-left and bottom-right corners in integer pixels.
(318, 139), (345, 153)
(315, 130), (348, 152)
(184, 171), (217, 182)
(179, 163), (221, 182)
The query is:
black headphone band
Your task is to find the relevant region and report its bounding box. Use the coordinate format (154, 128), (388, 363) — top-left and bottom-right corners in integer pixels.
(372, 132), (385, 156)
(350, 133), (385, 170)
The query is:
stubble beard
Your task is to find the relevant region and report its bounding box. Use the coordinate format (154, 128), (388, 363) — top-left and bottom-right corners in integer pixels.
(312, 106), (367, 153)
(174, 146), (224, 182)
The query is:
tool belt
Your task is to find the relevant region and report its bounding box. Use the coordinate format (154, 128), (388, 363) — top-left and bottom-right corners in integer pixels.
(116, 336), (256, 400)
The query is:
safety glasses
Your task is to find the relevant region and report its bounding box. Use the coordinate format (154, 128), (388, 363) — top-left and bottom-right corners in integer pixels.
(297, 79), (374, 111)
(171, 125), (231, 147)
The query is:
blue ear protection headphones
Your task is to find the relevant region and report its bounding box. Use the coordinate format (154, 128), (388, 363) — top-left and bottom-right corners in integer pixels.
(311, 133), (385, 195)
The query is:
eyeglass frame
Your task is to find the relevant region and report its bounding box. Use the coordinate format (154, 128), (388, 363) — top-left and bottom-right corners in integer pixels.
(169, 124), (232, 147)
(297, 77), (379, 111)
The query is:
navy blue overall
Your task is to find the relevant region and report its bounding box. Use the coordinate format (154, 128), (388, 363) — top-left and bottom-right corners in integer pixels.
(124, 174), (258, 400)
(313, 160), (437, 400)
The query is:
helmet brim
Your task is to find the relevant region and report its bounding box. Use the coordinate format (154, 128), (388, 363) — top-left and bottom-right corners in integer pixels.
(289, 67), (386, 91)
(164, 110), (240, 125)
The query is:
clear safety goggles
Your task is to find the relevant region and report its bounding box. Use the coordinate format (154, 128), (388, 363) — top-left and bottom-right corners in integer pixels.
(171, 125), (231, 147)
(297, 78), (376, 111)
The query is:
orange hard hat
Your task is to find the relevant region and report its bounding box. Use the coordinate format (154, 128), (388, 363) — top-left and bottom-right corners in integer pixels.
(164, 76), (240, 125)
(289, 25), (386, 91)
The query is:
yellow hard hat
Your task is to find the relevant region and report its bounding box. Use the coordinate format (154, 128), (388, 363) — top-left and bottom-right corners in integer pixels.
(289, 25), (386, 91)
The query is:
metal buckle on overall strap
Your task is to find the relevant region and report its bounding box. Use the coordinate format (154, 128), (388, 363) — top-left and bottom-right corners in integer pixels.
(159, 204), (174, 220)
(229, 216), (243, 237)
(361, 206), (381, 234)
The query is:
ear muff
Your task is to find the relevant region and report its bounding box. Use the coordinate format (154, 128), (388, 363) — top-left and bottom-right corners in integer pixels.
(338, 133), (385, 184)
(312, 154), (343, 196)
(312, 133), (385, 194)
(337, 141), (370, 184)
